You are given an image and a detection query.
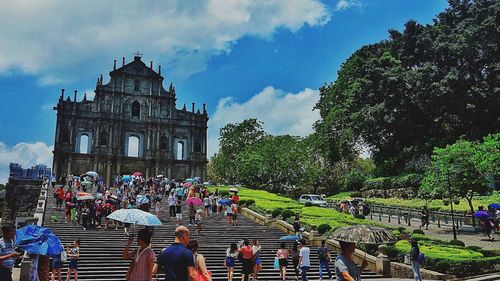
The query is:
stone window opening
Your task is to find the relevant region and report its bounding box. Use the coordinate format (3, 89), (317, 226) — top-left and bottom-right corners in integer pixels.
(127, 135), (140, 157)
(132, 101), (140, 118)
(176, 141), (185, 160)
(134, 79), (140, 92)
(79, 134), (89, 154)
(160, 135), (168, 150)
(99, 131), (107, 146)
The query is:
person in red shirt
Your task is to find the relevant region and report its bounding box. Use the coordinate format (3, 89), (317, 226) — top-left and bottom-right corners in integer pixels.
(239, 239), (253, 281)
(231, 193), (239, 204)
(55, 186), (65, 211)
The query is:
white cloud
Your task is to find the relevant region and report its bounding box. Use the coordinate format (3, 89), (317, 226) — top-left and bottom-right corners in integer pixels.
(0, 141), (53, 184)
(0, 0), (330, 83)
(335, 0), (361, 11)
(208, 86), (320, 156)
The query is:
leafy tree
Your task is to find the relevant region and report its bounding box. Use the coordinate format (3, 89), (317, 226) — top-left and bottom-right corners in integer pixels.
(213, 119), (266, 184)
(421, 133), (499, 214)
(314, 0), (500, 175)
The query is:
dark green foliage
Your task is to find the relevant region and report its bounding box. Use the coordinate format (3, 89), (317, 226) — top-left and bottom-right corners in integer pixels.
(448, 239), (465, 247)
(317, 223), (332, 235)
(353, 214), (365, 219)
(412, 229), (425, 235)
(271, 208), (283, 218)
(435, 260), (451, 273)
(281, 209), (295, 220)
(397, 227), (408, 233)
(384, 246), (400, 259)
(314, 0), (500, 175)
(363, 174), (422, 191)
(220, 190), (229, 197)
(245, 199), (255, 206)
(238, 199), (247, 206)
(465, 246), (482, 252)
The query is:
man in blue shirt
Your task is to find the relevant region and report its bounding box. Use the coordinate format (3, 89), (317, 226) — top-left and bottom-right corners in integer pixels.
(0, 223), (20, 281)
(157, 226), (196, 281)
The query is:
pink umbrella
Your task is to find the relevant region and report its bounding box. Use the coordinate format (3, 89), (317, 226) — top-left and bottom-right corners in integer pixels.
(186, 197), (202, 207)
(183, 182), (192, 188)
(132, 171), (143, 177)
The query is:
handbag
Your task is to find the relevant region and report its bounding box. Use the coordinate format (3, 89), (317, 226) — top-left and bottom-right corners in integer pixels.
(273, 257), (279, 269)
(194, 253), (212, 281)
(60, 251), (68, 262)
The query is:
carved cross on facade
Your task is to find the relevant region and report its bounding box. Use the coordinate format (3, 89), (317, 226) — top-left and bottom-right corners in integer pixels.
(134, 51), (142, 57)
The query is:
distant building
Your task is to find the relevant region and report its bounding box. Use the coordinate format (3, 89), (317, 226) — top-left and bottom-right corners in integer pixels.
(9, 163), (51, 180)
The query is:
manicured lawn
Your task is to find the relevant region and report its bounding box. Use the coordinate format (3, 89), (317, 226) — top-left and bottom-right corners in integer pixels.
(328, 191), (500, 212)
(208, 186), (383, 230)
(395, 240), (483, 260)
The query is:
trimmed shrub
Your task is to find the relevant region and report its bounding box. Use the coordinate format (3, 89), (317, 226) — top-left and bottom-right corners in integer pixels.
(353, 214), (365, 219)
(271, 208), (283, 218)
(220, 190), (229, 196)
(265, 209), (272, 215)
(317, 223), (332, 235)
(245, 199), (256, 206)
(238, 199), (247, 206)
(281, 209), (295, 220)
(397, 227), (408, 233)
(448, 239), (465, 247)
(304, 202), (313, 207)
(412, 229), (425, 235)
(385, 246), (400, 259)
(435, 260), (451, 273)
(465, 246), (482, 252)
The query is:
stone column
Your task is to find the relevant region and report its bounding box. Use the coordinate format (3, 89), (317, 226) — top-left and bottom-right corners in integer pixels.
(116, 162), (121, 176)
(167, 166), (172, 179)
(146, 166), (150, 179)
(67, 158), (72, 175)
(106, 161), (112, 186)
(155, 164), (159, 176)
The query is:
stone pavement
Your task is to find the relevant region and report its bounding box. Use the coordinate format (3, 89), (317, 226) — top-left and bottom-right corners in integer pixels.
(367, 211), (500, 250)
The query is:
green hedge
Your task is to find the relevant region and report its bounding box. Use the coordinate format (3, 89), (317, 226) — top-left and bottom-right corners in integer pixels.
(393, 240), (500, 276)
(363, 173), (422, 191)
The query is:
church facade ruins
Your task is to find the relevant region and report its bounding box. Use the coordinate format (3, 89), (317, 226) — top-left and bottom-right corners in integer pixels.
(52, 55), (208, 185)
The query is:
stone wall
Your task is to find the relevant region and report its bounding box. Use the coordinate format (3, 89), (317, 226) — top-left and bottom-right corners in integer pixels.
(1, 178), (42, 225)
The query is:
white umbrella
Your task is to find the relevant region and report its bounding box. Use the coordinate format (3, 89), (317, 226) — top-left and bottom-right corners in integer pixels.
(86, 171), (98, 177)
(107, 209), (162, 226)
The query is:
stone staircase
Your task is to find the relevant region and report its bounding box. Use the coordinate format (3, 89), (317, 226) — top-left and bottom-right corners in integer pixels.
(43, 190), (384, 280)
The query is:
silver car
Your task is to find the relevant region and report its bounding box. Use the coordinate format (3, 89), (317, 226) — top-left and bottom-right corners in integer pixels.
(299, 194), (328, 207)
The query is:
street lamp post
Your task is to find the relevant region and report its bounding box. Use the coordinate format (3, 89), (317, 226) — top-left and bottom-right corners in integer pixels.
(446, 169), (458, 241)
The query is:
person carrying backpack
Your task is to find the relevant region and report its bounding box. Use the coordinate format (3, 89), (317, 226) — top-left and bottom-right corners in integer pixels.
(317, 240), (332, 280)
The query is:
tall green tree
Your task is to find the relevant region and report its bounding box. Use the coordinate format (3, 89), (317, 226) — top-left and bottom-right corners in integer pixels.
(213, 119), (266, 184)
(314, 0), (500, 175)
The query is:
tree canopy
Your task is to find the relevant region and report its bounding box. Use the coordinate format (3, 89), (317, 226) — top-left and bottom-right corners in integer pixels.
(314, 0), (499, 175)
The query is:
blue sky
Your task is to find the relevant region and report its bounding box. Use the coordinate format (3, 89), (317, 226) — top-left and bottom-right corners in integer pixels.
(0, 0), (449, 183)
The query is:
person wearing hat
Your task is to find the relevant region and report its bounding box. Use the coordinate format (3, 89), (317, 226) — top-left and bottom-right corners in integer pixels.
(195, 209), (203, 236)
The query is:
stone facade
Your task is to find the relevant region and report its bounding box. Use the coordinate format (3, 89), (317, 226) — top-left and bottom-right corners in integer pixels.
(0, 178), (42, 226)
(52, 56), (208, 185)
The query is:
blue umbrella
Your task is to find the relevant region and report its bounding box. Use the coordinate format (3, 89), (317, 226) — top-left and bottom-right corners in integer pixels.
(473, 210), (490, 218)
(122, 175), (131, 183)
(107, 209), (162, 226)
(279, 235), (301, 241)
(16, 225), (63, 257)
(488, 203), (500, 210)
(219, 199), (233, 206)
(136, 195), (150, 205)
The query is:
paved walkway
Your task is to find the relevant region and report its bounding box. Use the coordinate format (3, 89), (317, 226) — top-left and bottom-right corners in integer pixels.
(367, 211), (500, 250)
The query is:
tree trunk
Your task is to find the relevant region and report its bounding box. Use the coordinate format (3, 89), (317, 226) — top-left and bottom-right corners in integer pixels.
(465, 193), (475, 227)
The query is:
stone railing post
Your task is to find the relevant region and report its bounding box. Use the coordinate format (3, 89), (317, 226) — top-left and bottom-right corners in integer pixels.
(376, 245), (391, 277)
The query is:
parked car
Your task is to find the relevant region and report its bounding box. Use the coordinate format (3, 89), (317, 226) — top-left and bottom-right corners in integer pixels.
(298, 194), (328, 207)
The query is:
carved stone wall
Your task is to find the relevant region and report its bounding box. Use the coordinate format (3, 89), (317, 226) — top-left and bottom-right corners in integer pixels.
(1, 178), (42, 225)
